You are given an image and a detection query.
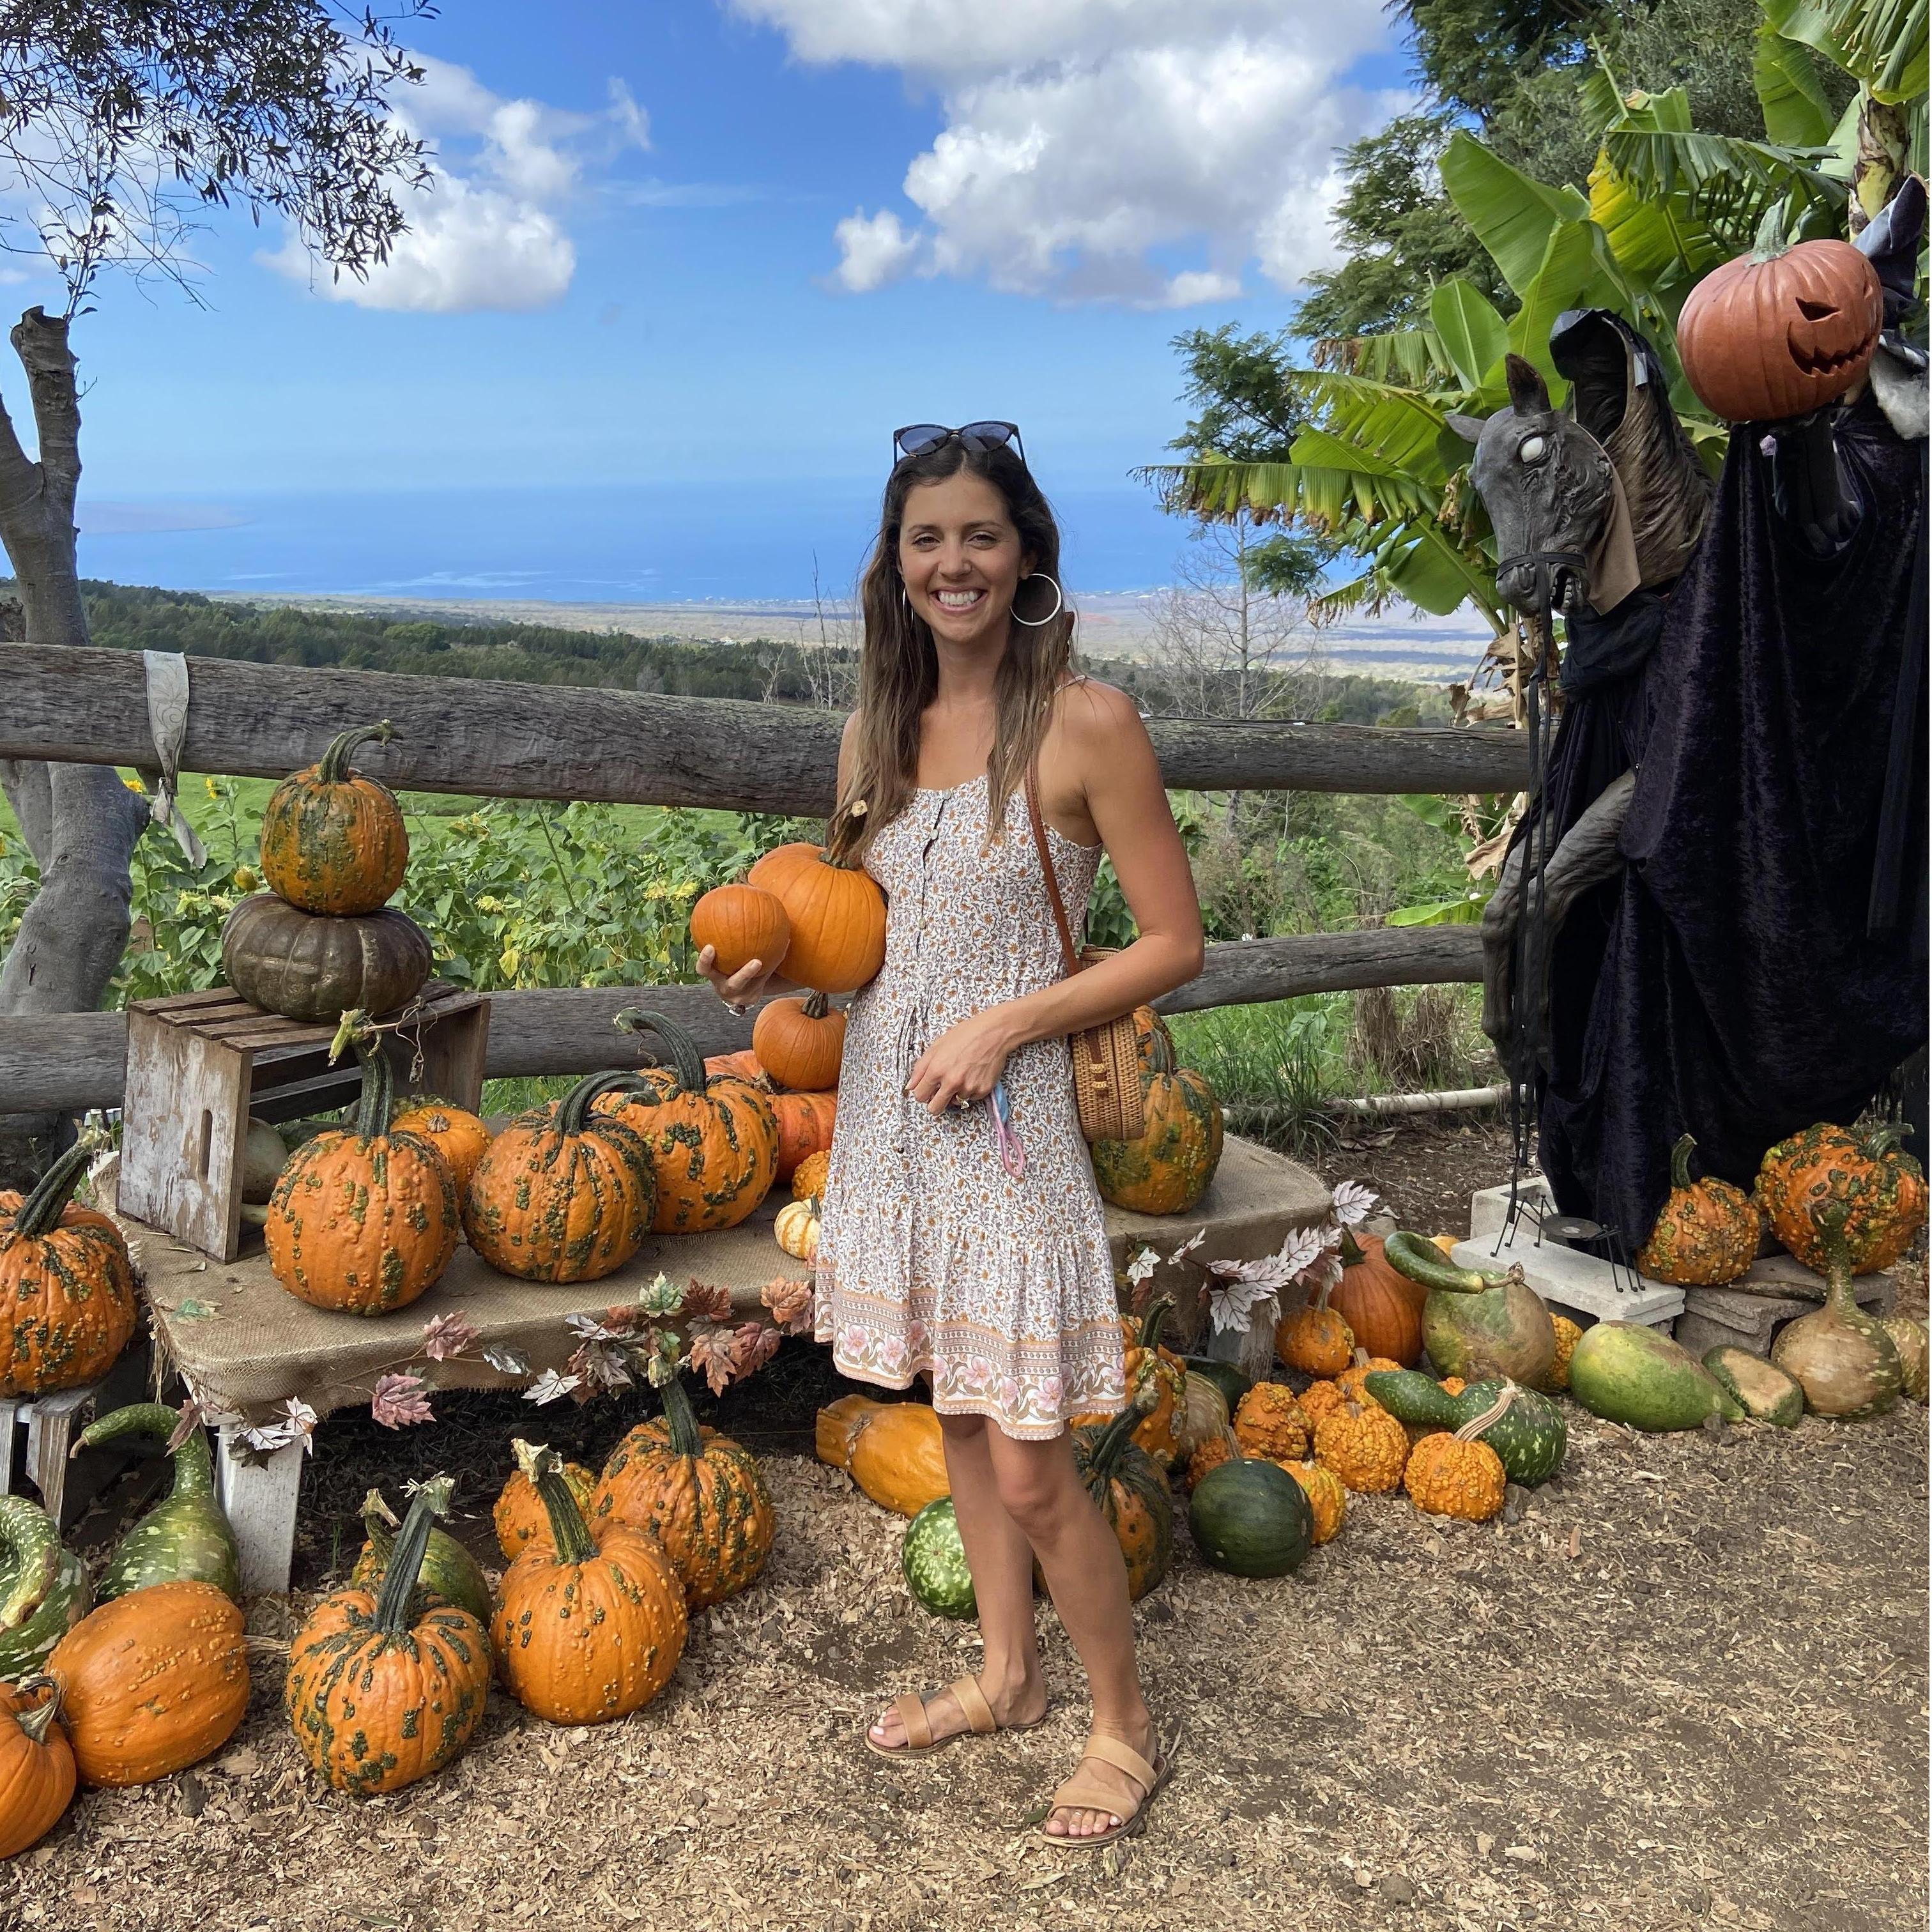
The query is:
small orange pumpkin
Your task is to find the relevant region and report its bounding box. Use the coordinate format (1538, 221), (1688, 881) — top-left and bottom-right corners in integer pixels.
(1312, 1393), (1409, 1495)
(746, 842), (887, 993)
(1070, 1400), (1173, 1601)
(753, 990), (847, 1093)
(1327, 1230), (1429, 1367)
(1276, 1282), (1355, 1378)
(493, 1459), (596, 1560)
(815, 1395), (949, 1516)
(464, 1071), (659, 1283)
(1282, 1459), (1347, 1544)
(1636, 1133), (1760, 1285)
(258, 721), (408, 916)
(597, 1009), (779, 1232)
(703, 1049), (765, 1083)
(0, 1135), (138, 1397)
(1232, 1382), (1311, 1462)
(387, 1098), (493, 1194)
(265, 1016), (460, 1315)
(0, 1675), (75, 1858)
(691, 883), (790, 979)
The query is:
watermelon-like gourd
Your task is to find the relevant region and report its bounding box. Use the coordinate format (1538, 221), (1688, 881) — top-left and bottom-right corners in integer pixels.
(902, 1498), (976, 1619)
(1361, 1372), (1567, 1484)
(0, 1496), (92, 1680)
(1568, 1321), (1744, 1430)
(1701, 1347), (1804, 1428)
(1187, 1455), (1314, 1578)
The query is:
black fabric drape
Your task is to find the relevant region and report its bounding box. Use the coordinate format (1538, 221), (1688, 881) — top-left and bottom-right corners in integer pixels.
(1540, 395), (1929, 1241)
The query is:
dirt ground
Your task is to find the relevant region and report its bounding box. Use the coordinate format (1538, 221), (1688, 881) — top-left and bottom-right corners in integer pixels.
(10, 1122), (1928, 1932)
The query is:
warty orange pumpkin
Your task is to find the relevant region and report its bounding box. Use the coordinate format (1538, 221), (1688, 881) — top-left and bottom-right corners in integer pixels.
(49, 1581), (248, 1787)
(284, 1478), (492, 1795)
(0, 1675), (73, 1859)
(1756, 1121), (1929, 1273)
(746, 841), (887, 993)
(0, 1135), (137, 1397)
(592, 1367), (777, 1608)
(493, 1441), (689, 1726)
(264, 1016), (460, 1315)
(1276, 1281), (1354, 1379)
(464, 1070), (659, 1283)
(1312, 1393), (1409, 1495)
(493, 1459), (596, 1561)
(1070, 1399), (1174, 1602)
(387, 1098), (493, 1194)
(1091, 1032), (1223, 1215)
(258, 721), (408, 916)
(1232, 1381), (1312, 1462)
(1636, 1134), (1760, 1285)
(598, 1009), (779, 1232)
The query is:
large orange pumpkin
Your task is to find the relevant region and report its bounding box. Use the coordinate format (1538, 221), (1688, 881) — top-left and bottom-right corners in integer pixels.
(1091, 1032), (1224, 1215)
(258, 721), (408, 916)
(464, 1071), (659, 1283)
(265, 1019), (461, 1315)
(492, 1441), (688, 1726)
(284, 1477), (492, 1796)
(746, 842), (886, 993)
(597, 1009), (779, 1232)
(1678, 220), (1883, 424)
(765, 1087), (838, 1183)
(0, 1136), (138, 1397)
(690, 883), (790, 979)
(704, 1049), (765, 1084)
(1757, 1122), (1928, 1274)
(591, 1370), (776, 1608)
(0, 1675), (74, 1858)
(1326, 1229), (1429, 1367)
(49, 1581), (248, 1786)
(1133, 1005), (1174, 1073)
(753, 990), (847, 1092)
(385, 1096), (492, 1195)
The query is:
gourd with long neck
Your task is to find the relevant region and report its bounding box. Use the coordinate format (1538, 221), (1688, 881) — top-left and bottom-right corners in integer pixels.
(0, 1495), (93, 1679)
(74, 1404), (241, 1601)
(351, 1486), (492, 1626)
(1771, 1203), (1903, 1418)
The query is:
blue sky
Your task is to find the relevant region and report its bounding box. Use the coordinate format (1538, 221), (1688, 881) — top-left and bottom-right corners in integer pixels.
(20, 2), (1413, 599)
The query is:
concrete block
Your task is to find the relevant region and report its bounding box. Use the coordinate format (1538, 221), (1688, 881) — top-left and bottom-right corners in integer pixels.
(1677, 1271), (1894, 1360)
(1451, 1230), (1683, 1328)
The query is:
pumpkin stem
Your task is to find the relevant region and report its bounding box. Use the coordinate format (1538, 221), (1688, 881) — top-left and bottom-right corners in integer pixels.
(1667, 1133), (1699, 1192)
(1147, 1028), (1175, 1077)
(1085, 1390), (1152, 1491)
(1751, 201), (1790, 261)
(514, 1440), (600, 1565)
(659, 1365), (705, 1460)
(1810, 1200), (1857, 1310)
(553, 1069), (657, 1137)
(9, 1674), (63, 1747)
(612, 1008), (709, 1098)
(1337, 1223), (1367, 1268)
(1137, 1297), (1173, 1353)
(73, 1403), (217, 1502)
(802, 990), (831, 1022)
(1455, 1381), (1519, 1441)
(372, 1476), (454, 1635)
(357, 1486), (402, 1572)
(328, 1011), (401, 1140)
(10, 1131), (103, 1239)
(316, 720), (395, 785)
(1860, 1122), (1908, 1162)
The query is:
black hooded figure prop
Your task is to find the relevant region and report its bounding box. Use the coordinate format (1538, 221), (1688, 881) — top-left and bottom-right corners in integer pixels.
(1453, 180), (1929, 1254)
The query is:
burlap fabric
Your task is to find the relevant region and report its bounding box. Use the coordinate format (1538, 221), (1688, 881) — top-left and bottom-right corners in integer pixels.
(126, 1136), (1327, 1421)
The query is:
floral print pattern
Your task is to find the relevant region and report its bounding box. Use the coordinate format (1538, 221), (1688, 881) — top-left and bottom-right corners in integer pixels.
(813, 773), (1126, 1439)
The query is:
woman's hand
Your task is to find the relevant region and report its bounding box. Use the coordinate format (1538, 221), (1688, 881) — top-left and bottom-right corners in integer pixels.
(697, 944), (783, 1011)
(906, 1007), (1022, 1116)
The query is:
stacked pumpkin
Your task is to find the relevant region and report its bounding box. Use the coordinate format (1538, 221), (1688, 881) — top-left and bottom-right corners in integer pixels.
(222, 722), (434, 1025)
(687, 841), (885, 1257)
(1092, 1008), (1226, 1216)
(1, 1406), (249, 1853)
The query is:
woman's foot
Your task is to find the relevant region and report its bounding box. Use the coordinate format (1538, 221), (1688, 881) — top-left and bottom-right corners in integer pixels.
(867, 1671), (1047, 1752)
(1043, 1712), (1159, 1839)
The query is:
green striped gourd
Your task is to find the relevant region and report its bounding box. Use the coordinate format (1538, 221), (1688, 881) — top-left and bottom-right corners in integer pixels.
(75, 1404), (241, 1602)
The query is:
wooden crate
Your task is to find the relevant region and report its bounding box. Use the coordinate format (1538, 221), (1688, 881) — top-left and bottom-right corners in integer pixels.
(118, 983), (488, 1262)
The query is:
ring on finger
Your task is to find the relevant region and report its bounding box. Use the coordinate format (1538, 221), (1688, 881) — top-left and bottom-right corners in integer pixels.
(725, 1000), (749, 1017)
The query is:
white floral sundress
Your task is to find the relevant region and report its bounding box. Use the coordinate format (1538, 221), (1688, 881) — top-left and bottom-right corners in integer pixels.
(812, 772), (1128, 1439)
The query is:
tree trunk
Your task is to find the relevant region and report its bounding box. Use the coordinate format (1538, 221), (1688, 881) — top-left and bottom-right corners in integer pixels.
(0, 308), (149, 1185)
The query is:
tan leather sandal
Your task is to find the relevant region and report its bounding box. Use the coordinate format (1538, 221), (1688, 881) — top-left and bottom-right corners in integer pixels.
(1038, 1729), (1174, 1848)
(864, 1675), (1044, 1758)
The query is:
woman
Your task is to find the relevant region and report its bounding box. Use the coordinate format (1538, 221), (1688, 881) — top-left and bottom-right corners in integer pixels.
(700, 422), (1203, 1845)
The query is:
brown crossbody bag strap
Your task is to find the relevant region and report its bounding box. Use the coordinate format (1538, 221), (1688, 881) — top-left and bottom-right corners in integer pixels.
(1023, 756), (1145, 1145)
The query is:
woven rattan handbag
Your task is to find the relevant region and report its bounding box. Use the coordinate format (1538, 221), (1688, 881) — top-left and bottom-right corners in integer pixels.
(1023, 762), (1146, 1145)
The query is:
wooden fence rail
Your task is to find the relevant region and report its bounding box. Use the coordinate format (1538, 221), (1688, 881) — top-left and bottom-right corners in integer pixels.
(2, 645), (1531, 809)
(0, 929), (1483, 1112)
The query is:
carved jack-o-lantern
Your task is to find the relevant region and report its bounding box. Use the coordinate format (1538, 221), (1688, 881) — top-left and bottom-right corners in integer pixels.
(1678, 224), (1882, 425)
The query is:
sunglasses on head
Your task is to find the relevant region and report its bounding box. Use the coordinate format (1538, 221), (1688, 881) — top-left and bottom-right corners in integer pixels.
(892, 420), (1025, 467)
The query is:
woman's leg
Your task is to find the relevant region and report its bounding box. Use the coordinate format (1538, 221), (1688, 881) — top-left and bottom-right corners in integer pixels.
(868, 1411), (1046, 1749)
(985, 1431), (1154, 1839)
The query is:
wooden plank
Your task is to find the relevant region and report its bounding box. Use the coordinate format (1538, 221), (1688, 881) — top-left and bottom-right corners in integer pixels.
(4, 927), (1482, 1108)
(3, 642), (1530, 806)
(215, 1430), (305, 1595)
(117, 1008), (252, 1261)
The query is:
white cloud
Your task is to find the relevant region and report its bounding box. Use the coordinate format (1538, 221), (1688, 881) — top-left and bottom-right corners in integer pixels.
(736, 0), (1392, 305)
(265, 56), (647, 314)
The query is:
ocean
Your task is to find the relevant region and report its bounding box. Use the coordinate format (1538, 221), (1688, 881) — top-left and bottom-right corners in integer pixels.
(76, 479), (1186, 606)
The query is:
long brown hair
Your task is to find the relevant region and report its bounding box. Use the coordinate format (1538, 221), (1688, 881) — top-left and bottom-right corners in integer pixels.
(825, 437), (1075, 864)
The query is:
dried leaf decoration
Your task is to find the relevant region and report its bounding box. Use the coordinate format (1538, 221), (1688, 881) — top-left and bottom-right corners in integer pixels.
(733, 1321), (782, 1378)
(682, 1278), (734, 1325)
(760, 1275), (814, 1335)
(420, 1309), (481, 1361)
(687, 1324), (742, 1397)
(371, 1372), (434, 1429)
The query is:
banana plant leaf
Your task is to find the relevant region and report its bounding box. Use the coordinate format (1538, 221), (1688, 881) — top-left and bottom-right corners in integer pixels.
(1753, 24), (1839, 144)
(1764, 0), (1928, 103)
(1430, 280), (1510, 393)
